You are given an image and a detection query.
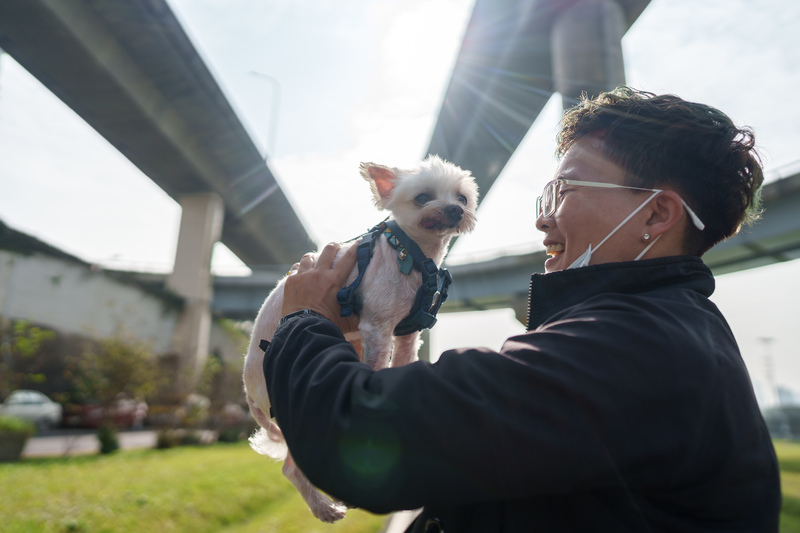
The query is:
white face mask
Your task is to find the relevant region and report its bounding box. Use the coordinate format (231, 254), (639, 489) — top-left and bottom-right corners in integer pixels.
(567, 190), (666, 270)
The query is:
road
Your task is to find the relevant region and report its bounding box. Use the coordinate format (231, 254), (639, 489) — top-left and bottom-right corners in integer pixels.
(22, 429), (158, 457)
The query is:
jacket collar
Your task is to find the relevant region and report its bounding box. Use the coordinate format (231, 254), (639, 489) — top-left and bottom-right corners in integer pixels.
(527, 256), (714, 330)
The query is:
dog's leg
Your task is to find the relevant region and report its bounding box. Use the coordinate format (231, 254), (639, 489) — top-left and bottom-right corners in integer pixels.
(390, 331), (421, 367)
(283, 452), (346, 522)
(359, 322), (394, 370)
(344, 332), (364, 360)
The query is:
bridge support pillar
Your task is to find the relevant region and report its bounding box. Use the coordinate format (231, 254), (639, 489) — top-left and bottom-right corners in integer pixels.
(551, 0), (627, 109)
(167, 192), (224, 396)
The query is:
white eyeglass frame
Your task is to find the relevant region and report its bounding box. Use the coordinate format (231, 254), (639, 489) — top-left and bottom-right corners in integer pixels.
(535, 178), (705, 231)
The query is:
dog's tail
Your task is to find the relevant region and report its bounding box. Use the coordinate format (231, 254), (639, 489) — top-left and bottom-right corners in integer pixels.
(248, 423), (288, 461)
(243, 348), (289, 461)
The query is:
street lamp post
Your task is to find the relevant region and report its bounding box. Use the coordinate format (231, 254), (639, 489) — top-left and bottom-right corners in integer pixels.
(249, 70), (281, 159)
(759, 336), (779, 406)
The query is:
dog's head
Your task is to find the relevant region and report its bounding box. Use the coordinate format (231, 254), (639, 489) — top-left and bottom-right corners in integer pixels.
(360, 156), (479, 248)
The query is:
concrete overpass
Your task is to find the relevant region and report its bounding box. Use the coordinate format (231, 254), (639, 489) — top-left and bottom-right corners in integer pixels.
(0, 0), (651, 370)
(0, 0), (316, 389)
(426, 0), (651, 207)
(0, 0), (314, 266)
(0, 0), (650, 268)
(4, 0), (799, 368)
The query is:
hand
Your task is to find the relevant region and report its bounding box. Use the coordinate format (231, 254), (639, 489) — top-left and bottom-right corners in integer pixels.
(281, 242), (360, 334)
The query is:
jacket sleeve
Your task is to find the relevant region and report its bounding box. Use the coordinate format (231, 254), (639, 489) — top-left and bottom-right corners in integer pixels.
(262, 298), (759, 514)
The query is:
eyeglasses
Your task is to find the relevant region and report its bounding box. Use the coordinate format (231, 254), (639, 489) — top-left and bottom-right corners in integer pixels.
(535, 178), (705, 230)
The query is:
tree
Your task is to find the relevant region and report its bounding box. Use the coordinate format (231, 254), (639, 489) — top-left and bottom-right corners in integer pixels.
(0, 318), (56, 399)
(64, 331), (164, 453)
(67, 333), (161, 407)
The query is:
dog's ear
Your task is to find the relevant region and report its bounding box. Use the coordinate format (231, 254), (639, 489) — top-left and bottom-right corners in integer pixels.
(360, 163), (398, 209)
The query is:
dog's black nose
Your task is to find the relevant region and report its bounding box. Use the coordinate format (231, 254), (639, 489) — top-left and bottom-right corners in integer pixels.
(445, 204), (463, 222)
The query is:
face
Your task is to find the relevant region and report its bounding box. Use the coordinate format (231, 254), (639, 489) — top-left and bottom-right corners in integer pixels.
(364, 157), (479, 242)
(536, 135), (653, 272)
(390, 165), (478, 236)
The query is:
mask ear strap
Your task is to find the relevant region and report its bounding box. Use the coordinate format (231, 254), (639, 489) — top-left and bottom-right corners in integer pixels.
(634, 234), (662, 261)
(681, 199), (705, 230)
(592, 190), (661, 254)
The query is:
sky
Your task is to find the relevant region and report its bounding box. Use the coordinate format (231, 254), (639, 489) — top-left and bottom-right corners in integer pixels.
(1, 0), (799, 406)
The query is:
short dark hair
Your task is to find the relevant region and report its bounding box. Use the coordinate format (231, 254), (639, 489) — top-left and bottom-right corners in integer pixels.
(557, 86), (763, 256)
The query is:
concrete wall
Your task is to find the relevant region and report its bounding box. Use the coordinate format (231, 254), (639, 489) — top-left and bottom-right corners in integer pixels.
(0, 249), (248, 366)
(0, 250), (179, 352)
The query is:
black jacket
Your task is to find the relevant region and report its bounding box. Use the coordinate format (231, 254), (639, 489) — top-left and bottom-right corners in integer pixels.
(263, 256), (780, 532)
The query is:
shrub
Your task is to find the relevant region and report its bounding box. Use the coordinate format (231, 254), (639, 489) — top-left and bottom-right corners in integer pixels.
(156, 429), (181, 449)
(97, 424), (119, 454)
(0, 416), (36, 462)
(0, 415), (36, 436)
(217, 427), (244, 443)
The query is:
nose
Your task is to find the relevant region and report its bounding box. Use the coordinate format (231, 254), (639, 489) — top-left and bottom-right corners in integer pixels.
(445, 204), (463, 222)
(535, 211), (551, 232)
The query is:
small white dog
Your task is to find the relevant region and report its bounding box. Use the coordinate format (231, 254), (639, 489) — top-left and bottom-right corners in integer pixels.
(242, 155), (478, 522)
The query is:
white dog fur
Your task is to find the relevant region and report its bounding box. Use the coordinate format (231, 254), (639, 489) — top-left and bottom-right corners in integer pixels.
(242, 155), (478, 522)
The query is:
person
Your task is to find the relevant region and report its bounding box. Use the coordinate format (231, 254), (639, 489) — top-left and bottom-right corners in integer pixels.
(261, 87), (781, 532)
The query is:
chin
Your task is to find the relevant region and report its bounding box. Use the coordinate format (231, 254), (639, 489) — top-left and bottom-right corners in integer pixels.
(544, 254), (564, 272)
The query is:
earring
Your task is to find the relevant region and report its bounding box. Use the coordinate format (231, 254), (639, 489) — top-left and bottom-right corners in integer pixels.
(643, 233), (651, 241)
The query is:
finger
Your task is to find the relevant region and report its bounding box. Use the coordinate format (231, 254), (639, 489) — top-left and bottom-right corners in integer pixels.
(316, 242), (341, 269)
(333, 241), (359, 282)
(297, 253), (315, 272)
(286, 262), (300, 276)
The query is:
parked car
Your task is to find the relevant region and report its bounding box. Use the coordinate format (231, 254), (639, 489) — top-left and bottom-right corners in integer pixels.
(62, 398), (148, 429)
(0, 390), (63, 429)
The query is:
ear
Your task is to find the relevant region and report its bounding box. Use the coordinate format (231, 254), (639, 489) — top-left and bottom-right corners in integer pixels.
(360, 163), (398, 209)
(644, 190), (686, 241)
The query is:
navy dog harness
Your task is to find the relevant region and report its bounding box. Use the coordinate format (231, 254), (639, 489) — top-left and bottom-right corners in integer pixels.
(336, 220), (452, 336)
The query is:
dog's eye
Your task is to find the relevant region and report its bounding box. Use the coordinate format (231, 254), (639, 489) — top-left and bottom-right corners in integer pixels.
(457, 194), (468, 205)
(414, 193), (433, 205)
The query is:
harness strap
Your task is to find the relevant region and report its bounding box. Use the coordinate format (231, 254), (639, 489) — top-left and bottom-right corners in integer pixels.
(384, 221), (452, 336)
(334, 219), (452, 336)
(393, 257), (452, 336)
(336, 225), (381, 317)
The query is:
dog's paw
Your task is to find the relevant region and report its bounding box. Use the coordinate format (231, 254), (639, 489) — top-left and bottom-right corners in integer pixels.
(311, 500), (347, 523)
(333, 497), (359, 510)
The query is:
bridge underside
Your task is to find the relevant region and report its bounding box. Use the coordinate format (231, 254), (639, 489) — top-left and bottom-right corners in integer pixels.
(425, 0), (651, 209)
(0, 0), (314, 267)
(3, 0), (799, 326)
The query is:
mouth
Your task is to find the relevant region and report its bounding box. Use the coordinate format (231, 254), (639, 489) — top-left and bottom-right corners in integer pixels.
(420, 204), (465, 231)
(421, 218), (459, 231)
(545, 243), (565, 257)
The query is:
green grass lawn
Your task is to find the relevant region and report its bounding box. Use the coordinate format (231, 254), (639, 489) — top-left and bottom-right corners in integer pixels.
(0, 441), (387, 533)
(4, 439), (800, 532)
(775, 440), (800, 533)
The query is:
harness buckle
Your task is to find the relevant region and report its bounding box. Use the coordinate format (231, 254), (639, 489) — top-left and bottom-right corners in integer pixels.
(420, 258), (439, 280)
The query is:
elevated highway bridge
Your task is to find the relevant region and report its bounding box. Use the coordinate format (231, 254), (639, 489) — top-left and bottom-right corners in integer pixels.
(2, 0), (798, 357)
